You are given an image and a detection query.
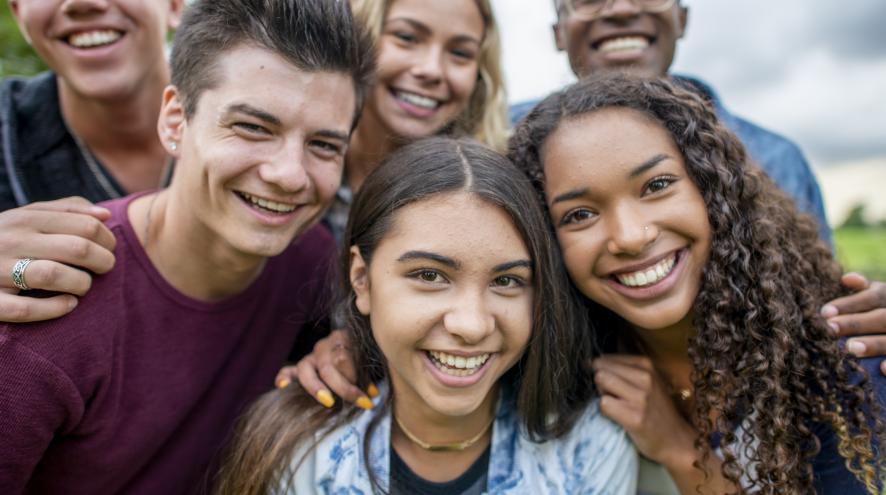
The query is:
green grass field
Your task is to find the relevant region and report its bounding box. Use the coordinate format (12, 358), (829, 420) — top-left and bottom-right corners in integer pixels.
(833, 227), (886, 280)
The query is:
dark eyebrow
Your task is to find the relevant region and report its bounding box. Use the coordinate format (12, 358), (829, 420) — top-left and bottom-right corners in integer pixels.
(552, 187), (589, 205)
(314, 129), (350, 143)
(493, 260), (533, 273)
(397, 251), (459, 269)
(386, 17), (481, 46)
(223, 103), (281, 126)
(629, 154), (671, 178)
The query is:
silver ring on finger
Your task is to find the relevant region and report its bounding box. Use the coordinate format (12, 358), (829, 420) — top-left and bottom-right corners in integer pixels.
(12, 258), (34, 291)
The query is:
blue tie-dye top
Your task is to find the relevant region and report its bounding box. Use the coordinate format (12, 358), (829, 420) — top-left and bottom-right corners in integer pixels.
(279, 389), (638, 494)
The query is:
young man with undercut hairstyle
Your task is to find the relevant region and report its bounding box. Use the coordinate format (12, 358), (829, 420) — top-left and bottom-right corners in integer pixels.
(0, 0), (373, 493)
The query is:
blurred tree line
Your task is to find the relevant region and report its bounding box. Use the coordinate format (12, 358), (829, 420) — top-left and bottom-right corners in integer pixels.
(1, 6), (46, 77)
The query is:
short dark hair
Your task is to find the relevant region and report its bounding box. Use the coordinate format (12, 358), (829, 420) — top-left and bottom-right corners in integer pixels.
(170, 0), (374, 122)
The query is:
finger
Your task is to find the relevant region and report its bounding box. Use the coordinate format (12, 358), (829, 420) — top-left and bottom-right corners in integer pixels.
(7, 234), (116, 275)
(840, 272), (871, 292)
(598, 394), (641, 431)
(846, 336), (886, 359)
(828, 308), (886, 337)
(318, 362), (370, 408)
(592, 357), (656, 389)
(0, 291), (78, 323)
(2, 259), (93, 295)
(293, 358), (335, 408)
(314, 329), (358, 384)
(33, 212), (117, 253)
(881, 360), (886, 378)
(275, 365), (298, 389)
(821, 281), (886, 321)
(593, 353), (654, 371)
(594, 369), (645, 403)
(25, 197), (111, 219)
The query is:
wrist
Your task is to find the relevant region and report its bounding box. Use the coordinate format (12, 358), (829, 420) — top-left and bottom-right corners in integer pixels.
(658, 429), (699, 474)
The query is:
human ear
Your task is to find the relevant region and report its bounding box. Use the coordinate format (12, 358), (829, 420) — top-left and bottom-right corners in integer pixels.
(552, 22), (566, 52)
(157, 86), (185, 157)
(9, 1), (33, 45)
(676, 6), (688, 39)
(166, 0), (185, 31)
(350, 246), (371, 316)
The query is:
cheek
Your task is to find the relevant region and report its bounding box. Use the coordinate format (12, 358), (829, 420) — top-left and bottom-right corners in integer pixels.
(450, 65), (479, 103)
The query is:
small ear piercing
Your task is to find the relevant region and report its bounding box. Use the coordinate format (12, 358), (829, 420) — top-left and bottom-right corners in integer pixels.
(170, 142), (178, 152)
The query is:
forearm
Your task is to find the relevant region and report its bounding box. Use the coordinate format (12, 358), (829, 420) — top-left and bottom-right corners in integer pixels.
(663, 445), (738, 495)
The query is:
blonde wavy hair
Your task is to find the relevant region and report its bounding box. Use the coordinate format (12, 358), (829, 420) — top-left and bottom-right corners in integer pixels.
(350, 0), (510, 151)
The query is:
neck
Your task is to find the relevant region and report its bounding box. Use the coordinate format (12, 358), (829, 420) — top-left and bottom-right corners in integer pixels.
(344, 115), (404, 193)
(58, 70), (170, 193)
(390, 384), (497, 482)
(128, 192), (267, 301)
(630, 313), (695, 390)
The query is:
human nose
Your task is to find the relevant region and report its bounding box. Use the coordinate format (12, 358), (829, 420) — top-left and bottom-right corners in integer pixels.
(443, 289), (495, 344)
(61, 0), (110, 16)
(259, 143), (310, 193)
(409, 44), (444, 83)
(599, 0), (642, 19)
(605, 203), (658, 255)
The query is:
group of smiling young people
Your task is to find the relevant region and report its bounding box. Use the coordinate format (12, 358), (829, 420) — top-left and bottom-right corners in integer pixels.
(0, 0), (884, 494)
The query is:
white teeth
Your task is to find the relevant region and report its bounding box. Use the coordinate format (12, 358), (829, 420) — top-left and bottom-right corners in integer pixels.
(239, 192), (297, 213)
(615, 254), (676, 288)
(428, 351), (490, 376)
(395, 90), (439, 109)
(598, 36), (649, 53)
(68, 30), (122, 48)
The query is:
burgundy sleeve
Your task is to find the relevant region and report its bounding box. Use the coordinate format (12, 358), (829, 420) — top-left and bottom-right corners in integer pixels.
(0, 335), (84, 491)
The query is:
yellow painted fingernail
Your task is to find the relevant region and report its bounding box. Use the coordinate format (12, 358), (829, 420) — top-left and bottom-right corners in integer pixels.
(355, 396), (374, 410)
(276, 378), (290, 389)
(316, 390), (335, 408)
(367, 383), (379, 398)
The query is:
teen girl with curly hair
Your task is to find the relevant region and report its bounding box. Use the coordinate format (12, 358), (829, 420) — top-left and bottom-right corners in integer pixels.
(508, 73), (885, 494)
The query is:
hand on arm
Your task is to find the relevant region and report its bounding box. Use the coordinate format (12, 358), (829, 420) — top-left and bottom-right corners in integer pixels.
(0, 197), (115, 323)
(591, 354), (736, 495)
(821, 273), (886, 376)
(279, 328), (376, 410)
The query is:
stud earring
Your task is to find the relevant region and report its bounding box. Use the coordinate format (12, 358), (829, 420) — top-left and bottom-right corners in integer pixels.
(170, 142), (178, 152)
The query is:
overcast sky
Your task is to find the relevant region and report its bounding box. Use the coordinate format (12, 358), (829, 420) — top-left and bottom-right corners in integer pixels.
(490, 0), (886, 169)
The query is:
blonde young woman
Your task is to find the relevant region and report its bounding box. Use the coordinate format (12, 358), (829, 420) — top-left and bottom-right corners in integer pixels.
(322, 0), (509, 243)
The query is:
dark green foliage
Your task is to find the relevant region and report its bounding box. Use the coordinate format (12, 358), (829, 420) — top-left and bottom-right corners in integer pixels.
(1, 6), (47, 77)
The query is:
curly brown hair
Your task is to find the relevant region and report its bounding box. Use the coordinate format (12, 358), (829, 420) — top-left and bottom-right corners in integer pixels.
(508, 74), (885, 494)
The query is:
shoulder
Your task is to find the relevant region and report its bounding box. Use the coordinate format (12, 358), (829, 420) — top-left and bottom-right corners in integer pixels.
(508, 99), (542, 126)
(1, 72), (57, 115)
(491, 399), (637, 494)
(285, 402), (387, 494)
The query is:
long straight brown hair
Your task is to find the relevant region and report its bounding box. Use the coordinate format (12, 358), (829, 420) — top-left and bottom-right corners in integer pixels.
(215, 137), (594, 494)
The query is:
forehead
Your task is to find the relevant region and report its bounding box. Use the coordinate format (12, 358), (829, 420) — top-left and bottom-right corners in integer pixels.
(543, 108), (681, 183)
(378, 192), (529, 264)
(385, 0), (485, 41)
(194, 44), (355, 129)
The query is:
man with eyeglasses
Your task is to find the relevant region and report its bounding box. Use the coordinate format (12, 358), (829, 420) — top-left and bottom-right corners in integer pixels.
(513, 0), (829, 237)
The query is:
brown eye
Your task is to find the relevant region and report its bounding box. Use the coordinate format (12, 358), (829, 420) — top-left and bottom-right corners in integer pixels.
(560, 208), (596, 227)
(644, 176), (677, 195)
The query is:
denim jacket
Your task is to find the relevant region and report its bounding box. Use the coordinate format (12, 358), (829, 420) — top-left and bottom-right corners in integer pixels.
(509, 75), (832, 245)
(280, 389), (638, 494)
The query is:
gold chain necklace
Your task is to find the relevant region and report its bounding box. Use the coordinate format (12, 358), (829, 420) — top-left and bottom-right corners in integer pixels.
(394, 413), (495, 452)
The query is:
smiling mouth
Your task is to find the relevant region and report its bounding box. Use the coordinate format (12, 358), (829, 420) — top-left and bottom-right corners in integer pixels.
(427, 351), (491, 377)
(595, 35), (651, 53)
(612, 250), (680, 288)
(392, 89), (441, 110)
(235, 191), (298, 214)
(66, 30), (123, 49)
